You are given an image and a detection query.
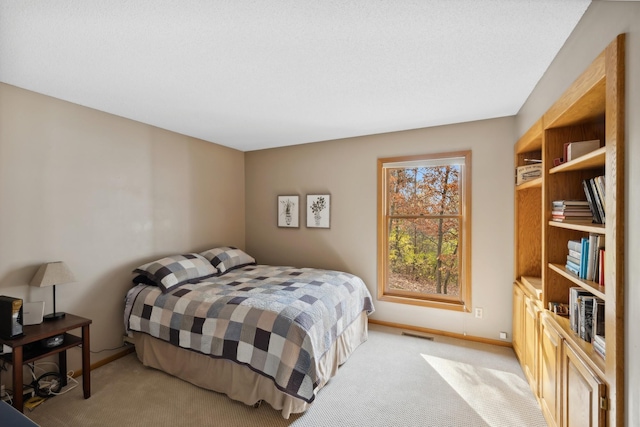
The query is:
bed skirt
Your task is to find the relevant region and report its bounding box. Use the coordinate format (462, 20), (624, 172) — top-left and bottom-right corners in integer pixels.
(131, 311), (369, 419)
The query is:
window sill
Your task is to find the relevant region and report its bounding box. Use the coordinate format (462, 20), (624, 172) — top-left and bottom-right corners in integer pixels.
(378, 293), (469, 312)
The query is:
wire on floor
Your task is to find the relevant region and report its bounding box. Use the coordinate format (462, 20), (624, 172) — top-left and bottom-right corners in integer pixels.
(28, 362), (79, 398)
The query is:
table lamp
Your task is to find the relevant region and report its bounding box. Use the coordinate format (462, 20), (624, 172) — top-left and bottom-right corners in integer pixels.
(30, 261), (76, 320)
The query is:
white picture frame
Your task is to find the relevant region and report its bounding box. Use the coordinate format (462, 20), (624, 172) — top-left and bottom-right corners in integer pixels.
(306, 194), (330, 228)
(278, 195), (299, 228)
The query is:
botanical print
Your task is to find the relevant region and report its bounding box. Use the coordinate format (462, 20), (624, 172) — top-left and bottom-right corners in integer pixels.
(307, 194), (330, 228)
(278, 195), (299, 227)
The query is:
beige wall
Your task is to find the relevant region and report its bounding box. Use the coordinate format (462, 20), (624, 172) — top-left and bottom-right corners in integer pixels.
(3, 3), (637, 423)
(516, 2), (640, 425)
(245, 116), (515, 340)
(0, 83), (245, 370)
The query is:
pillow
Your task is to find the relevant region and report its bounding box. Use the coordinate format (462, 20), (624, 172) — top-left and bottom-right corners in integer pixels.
(133, 253), (217, 292)
(132, 274), (158, 287)
(200, 247), (256, 274)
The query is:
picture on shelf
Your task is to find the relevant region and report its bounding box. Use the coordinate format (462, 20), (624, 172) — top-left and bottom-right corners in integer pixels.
(277, 195), (299, 228)
(548, 302), (570, 317)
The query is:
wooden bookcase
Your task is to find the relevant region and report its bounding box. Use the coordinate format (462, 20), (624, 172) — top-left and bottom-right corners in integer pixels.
(513, 34), (624, 427)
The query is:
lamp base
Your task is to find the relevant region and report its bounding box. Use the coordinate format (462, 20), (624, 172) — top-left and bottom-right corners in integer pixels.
(44, 312), (66, 321)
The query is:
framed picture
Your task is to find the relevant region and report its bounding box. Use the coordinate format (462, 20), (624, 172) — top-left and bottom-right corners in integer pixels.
(278, 195), (299, 228)
(307, 194), (330, 228)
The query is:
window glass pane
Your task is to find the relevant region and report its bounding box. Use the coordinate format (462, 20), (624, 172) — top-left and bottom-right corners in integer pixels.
(387, 217), (460, 297)
(387, 165), (461, 216)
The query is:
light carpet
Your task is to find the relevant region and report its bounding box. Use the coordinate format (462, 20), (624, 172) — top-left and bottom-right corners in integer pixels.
(24, 324), (547, 426)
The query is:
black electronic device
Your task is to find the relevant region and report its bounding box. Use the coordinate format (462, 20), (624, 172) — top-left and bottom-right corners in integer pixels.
(0, 295), (24, 339)
(41, 334), (64, 348)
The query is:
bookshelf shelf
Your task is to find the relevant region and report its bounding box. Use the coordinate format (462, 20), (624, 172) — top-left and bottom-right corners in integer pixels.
(549, 263), (606, 300)
(549, 146), (606, 174)
(513, 35), (624, 427)
(548, 220), (605, 234)
(516, 177), (542, 190)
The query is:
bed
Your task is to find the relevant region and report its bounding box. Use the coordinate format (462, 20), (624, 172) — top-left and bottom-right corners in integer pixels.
(124, 247), (374, 418)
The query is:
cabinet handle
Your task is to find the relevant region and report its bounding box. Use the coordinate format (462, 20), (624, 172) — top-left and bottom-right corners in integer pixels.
(600, 396), (608, 410)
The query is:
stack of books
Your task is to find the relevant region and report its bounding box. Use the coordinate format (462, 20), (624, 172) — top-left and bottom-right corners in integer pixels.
(566, 239), (583, 277)
(551, 200), (593, 222)
(566, 235), (605, 284)
(593, 334), (606, 359)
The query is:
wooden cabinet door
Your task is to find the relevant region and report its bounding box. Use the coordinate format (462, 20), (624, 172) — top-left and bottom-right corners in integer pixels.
(523, 295), (540, 390)
(539, 314), (562, 427)
(512, 284), (525, 360)
(562, 342), (607, 427)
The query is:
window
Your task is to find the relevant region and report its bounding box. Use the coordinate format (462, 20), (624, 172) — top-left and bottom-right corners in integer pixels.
(377, 151), (471, 311)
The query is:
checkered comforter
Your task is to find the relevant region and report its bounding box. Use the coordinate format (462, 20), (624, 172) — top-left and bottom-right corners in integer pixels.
(126, 265), (374, 403)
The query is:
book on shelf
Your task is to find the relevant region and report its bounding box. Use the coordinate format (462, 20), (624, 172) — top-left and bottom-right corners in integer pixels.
(592, 298), (605, 338)
(552, 200), (591, 208)
(552, 215), (594, 223)
(598, 248), (605, 287)
(568, 239), (582, 252)
(552, 214), (594, 222)
(551, 210), (593, 217)
(590, 178), (606, 223)
(580, 237), (589, 279)
(586, 233), (599, 282)
(565, 262), (580, 276)
(594, 244), (605, 286)
(566, 139), (601, 162)
(570, 287), (593, 334)
(555, 139), (602, 167)
(582, 177), (606, 224)
(579, 296), (595, 342)
(594, 175), (606, 212)
(567, 255), (581, 266)
(593, 334), (606, 359)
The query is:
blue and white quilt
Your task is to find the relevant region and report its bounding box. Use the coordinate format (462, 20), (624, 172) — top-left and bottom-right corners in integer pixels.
(126, 265), (374, 403)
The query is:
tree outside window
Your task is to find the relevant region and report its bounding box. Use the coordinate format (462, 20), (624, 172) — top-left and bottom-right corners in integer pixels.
(377, 151), (471, 311)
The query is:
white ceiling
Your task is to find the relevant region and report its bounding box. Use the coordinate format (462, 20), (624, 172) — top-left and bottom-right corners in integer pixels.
(0, 1), (591, 152)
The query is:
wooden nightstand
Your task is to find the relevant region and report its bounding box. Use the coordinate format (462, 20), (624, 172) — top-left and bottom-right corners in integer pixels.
(0, 313), (91, 412)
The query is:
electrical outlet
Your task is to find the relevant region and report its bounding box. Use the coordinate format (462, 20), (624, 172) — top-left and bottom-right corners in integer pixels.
(474, 307), (483, 319)
(499, 332), (508, 340)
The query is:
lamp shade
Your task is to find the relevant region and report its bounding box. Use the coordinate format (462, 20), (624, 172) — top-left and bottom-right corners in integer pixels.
(30, 261), (76, 287)
(30, 261), (76, 321)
